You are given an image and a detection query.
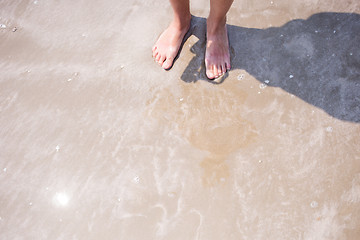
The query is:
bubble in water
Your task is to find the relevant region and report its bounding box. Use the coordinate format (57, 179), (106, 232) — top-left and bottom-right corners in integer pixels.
(350, 52), (353, 56)
(315, 30), (318, 33)
(333, 30), (336, 33)
(289, 75), (294, 79)
(29, 202), (33, 206)
(168, 192), (176, 198)
(67, 78), (72, 82)
(259, 83), (267, 89)
(55, 145), (60, 152)
(237, 74), (245, 81)
(258, 160), (262, 163)
(326, 126), (333, 132)
(264, 80), (270, 84)
(133, 176), (140, 183)
(0, 24), (6, 29)
(33, 0), (38, 4)
(310, 201), (318, 208)
(54, 192), (69, 206)
(3, 168), (6, 172)
(179, 98), (184, 102)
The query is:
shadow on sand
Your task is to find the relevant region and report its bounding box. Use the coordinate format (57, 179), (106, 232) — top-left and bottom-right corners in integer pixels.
(179, 13), (360, 123)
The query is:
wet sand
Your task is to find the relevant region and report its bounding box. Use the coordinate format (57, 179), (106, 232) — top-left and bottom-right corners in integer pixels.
(1, 0), (360, 239)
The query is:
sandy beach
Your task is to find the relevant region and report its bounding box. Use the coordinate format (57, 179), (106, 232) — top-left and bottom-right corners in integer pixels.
(1, 0), (360, 239)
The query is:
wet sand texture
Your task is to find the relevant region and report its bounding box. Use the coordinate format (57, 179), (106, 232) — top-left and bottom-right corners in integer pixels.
(183, 13), (360, 122)
(1, 0), (360, 239)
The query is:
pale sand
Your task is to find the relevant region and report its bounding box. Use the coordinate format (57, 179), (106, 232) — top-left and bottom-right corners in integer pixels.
(0, 0), (360, 239)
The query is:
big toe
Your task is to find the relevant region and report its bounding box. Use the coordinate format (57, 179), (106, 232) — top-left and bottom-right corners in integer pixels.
(206, 68), (215, 79)
(162, 57), (174, 70)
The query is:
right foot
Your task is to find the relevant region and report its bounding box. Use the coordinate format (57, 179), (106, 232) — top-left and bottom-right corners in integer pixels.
(152, 18), (191, 70)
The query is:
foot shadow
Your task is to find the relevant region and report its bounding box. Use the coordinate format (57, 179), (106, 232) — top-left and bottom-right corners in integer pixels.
(180, 13), (360, 123)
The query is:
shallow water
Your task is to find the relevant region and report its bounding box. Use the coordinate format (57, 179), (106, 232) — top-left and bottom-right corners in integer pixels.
(1, 0), (360, 239)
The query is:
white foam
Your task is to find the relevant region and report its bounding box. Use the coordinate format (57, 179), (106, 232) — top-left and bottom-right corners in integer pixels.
(310, 201), (318, 208)
(53, 192), (69, 207)
(237, 74), (245, 81)
(259, 83), (267, 89)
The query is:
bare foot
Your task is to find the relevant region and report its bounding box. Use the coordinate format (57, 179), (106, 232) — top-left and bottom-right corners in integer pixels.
(205, 19), (231, 79)
(152, 19), (190, 70)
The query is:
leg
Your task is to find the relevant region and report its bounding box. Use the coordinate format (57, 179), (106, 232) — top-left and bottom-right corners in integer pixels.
(206, 0), (233, 79)
(152, 0), (191, 70)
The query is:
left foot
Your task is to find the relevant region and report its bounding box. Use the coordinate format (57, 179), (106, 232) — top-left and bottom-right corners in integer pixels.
(205, 18), (231, 79)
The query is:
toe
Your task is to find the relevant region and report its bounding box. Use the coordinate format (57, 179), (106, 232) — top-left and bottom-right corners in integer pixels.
(152, 46), (158, 57)
(221, 63), (226, 74)
(206, 64), (215, 79)
(220, 64), (224, 75)
(155, 53), (161, 63)
(217, 65), (222, 77)
(158, 55), (166, 66)
(214, 65), (221, 78)
(206, 70), (214, 79)
(162, 57), (174, 70)
(225, 59), (231, 70)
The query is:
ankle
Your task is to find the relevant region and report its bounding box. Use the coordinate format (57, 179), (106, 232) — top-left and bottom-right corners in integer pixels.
(171, 14), (191, 31)
(206, 16), (226, 35)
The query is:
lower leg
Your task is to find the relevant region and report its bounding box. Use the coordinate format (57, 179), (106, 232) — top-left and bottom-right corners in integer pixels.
(152, 0), (191, 70)
(169, 0), (191, 28)
(205, 0), (234, 79)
